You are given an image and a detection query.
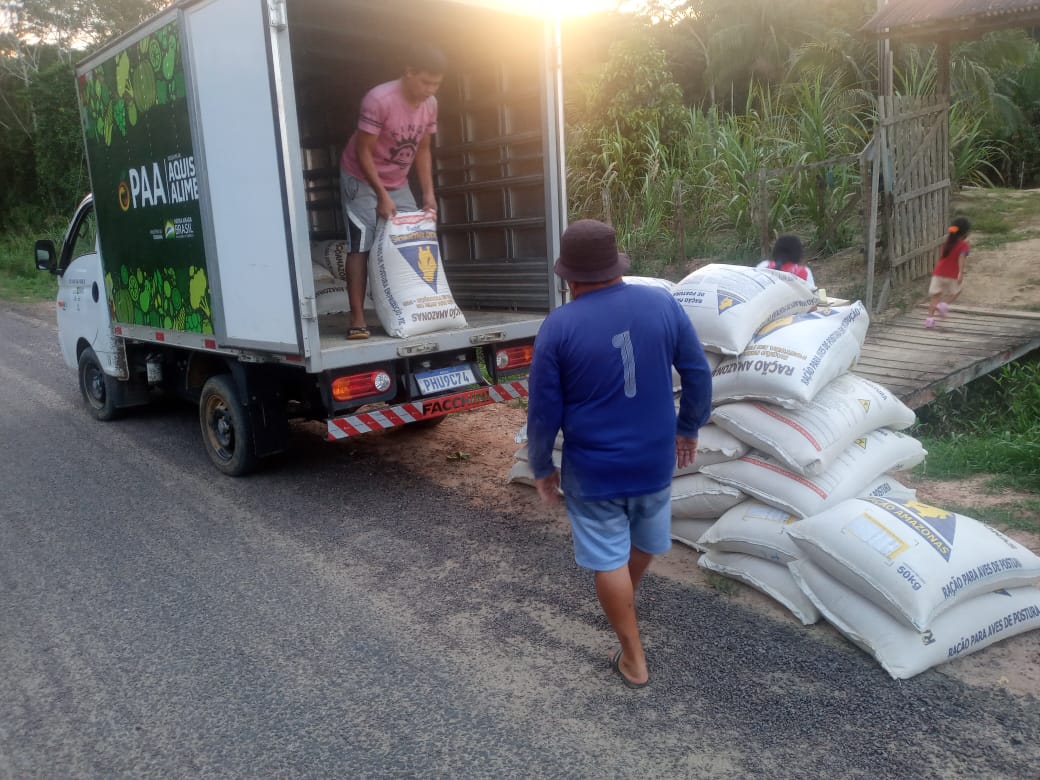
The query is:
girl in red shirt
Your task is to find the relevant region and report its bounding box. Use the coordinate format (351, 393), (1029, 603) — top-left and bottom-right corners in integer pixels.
(926, 217), (971, 329)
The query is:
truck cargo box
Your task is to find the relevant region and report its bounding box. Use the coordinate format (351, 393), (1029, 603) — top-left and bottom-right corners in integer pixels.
(75, 0), (564, 369)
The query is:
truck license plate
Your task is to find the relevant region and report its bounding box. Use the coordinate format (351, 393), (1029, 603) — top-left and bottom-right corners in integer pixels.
(416, 366), (477, 395)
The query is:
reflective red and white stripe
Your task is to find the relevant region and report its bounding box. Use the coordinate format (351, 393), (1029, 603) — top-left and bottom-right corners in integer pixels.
(327, 404), (423, 439)
(488, 380), (528, 403)
(327, 379), (529, 440)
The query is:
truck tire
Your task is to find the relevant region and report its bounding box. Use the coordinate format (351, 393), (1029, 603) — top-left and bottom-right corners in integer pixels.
(78, 347), (121, 421)
(199, 374), (258, 476)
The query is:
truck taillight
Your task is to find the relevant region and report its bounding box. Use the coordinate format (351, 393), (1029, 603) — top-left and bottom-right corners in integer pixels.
(495, 345), (533, 371)
(332, 370), (392, 401)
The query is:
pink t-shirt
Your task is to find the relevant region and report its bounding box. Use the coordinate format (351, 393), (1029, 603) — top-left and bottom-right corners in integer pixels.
(340, 80), (438, 191)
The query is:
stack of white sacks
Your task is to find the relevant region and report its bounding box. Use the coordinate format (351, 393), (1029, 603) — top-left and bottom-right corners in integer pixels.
(509, 264), (1040, 679)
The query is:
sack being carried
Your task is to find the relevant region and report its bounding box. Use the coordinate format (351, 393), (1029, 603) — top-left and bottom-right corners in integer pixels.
(370, 212), (468, 338)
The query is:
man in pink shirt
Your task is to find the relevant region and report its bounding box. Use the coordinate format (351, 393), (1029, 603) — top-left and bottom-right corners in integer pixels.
(339, 46), (445, 339)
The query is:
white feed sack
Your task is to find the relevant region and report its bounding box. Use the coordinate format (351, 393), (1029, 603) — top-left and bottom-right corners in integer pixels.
(787, 496), (1040, 631)
(370, 212), (468, 338)
(702, 428), (926, 519)
(512, 424), (565, 450)
(507, 448), (562, 487)
(712, 303), (870, 409)
(671, 518), (717, 552)
(623, 275), (676, 293)
(711, 373), (915, 476)
(700, 550), (821, 625)
(861, 475), (917, 502)
(312, 264), (350, 315)
(311, 241), (374, 310)
(697, 500), (802, 563)
(673, 264), (817, 356)
(673, 423), (749, 476)
(671, 473), (745, 519)
(790, 559), (1040, 679)
(311, 240), (350, 281)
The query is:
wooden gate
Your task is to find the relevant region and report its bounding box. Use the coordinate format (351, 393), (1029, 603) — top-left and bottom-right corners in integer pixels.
(879, 95), (951, 284)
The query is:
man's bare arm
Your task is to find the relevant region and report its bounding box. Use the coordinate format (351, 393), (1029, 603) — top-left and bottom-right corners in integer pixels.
(355, 131), (396, 219)
(415, 133), (436, 214)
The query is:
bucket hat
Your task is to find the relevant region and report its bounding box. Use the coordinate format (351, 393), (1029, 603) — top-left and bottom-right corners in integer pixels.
(554, 220), (630, 283)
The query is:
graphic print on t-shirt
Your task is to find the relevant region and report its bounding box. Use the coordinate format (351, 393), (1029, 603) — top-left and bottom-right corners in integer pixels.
(385, 123), (428, 170)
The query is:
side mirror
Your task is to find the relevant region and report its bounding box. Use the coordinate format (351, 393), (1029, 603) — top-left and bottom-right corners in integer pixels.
(35, 239), (57, 273)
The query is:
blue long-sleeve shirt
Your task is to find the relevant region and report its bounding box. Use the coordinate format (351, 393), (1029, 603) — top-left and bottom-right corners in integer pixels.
(526, 282), (713, 501)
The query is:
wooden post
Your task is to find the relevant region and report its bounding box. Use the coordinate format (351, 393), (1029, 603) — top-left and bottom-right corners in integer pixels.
(865, 133), (881, 313)
(673, 179), (686, 267)
(601, 186), (612, 227)
(936, 37), (951, 99)
(877, 0), (893, 98)
(758, 169), (770, 259)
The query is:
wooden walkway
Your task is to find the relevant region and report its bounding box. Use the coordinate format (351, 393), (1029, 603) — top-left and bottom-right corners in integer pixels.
(853, 305), (1040, 409)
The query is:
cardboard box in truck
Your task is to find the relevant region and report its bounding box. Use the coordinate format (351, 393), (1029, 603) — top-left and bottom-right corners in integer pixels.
(36, 0), (566, 475)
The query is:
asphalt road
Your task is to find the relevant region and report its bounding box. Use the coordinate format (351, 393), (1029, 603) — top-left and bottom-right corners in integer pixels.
(2, 301), (1039, 779)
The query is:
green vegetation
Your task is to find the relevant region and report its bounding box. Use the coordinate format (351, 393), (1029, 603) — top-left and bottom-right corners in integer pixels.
(0, 225), (59, 301)
(952, 187), (1040, 250)
(7, 0), (1040, 294)
(972, 229), (1040, 251)
(914, 358), (1040, 530)
(561, 3), (1040, 273)
(704, 571), (740, 596)
(937, 500), (1040, 535)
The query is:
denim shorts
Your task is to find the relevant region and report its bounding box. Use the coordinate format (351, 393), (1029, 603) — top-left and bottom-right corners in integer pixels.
(564, 486), (672, 571)
(340, 171), (418, 253)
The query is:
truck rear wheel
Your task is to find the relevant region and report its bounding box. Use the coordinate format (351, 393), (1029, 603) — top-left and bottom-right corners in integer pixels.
(199, 374), (258, 476)
(78, 347), (121, 421)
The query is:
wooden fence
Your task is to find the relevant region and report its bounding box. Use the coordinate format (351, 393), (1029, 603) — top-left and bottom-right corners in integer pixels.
(878, 94), (951, 285)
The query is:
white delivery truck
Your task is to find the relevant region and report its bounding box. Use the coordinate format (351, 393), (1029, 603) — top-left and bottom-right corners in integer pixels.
(36, 0), (566, 474)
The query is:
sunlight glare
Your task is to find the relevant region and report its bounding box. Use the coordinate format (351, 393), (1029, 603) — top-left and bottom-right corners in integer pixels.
(460, 0), (621, 19)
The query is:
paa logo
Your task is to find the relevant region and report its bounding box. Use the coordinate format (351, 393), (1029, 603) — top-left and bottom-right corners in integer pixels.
(399, 243), (440, 291)
(118, 182), (131, 212)
(164, 220), (176, 239)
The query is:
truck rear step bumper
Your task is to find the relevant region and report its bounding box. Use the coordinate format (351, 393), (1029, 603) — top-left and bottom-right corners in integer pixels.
(326, 379), (528, 439)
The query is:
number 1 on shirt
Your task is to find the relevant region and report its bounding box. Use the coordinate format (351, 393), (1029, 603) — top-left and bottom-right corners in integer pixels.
(612, 330), (637, 398)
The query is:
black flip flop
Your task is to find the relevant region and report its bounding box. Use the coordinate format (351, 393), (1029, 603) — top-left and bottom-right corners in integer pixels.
(611, 648), (649, 689)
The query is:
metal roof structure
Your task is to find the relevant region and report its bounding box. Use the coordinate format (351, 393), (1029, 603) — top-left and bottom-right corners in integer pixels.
(862, 0), (1040, 40)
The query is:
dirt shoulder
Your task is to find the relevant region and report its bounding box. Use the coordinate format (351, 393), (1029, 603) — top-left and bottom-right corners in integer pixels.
(338, 399), (1040, 698)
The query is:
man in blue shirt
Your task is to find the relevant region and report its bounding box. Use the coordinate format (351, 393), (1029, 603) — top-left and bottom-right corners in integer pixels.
(527, 220), (712, 689)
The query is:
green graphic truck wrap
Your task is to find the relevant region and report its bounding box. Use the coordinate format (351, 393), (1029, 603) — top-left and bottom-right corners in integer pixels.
(78, 19), (213, 333)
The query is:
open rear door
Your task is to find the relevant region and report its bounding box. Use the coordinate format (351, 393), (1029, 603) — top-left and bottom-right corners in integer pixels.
(183, 0), (303, 354)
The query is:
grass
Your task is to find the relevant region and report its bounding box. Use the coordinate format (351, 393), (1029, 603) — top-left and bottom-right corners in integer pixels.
(913, 357), (1040, 530)
(972, 228), (1040, 250)
(933, 500), (1040, 535)
(953, 186), (1040, 250)
(913, 432), (1040, 492)
(0, 226), (60, 302)
(704, 571), (741, 595)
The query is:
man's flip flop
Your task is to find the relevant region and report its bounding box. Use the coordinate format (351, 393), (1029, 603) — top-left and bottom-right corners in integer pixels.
(611, 648), (649, 689)
(347, 326), (370, 340)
